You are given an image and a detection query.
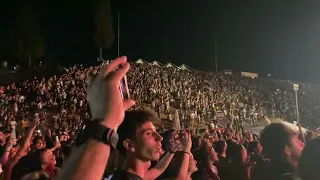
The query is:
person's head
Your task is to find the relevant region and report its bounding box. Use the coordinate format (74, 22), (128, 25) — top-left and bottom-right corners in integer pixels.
(199, 129), (209, 137)
(32, 136), (45, 151)
(162, 129), (178, 151)
(260, 123), (304, 165)
(298, 137), (320, 180)
(191, 137), (201, 150)
(161, 151), (197, 178)
(30, 149), (56, 175)
(226, 139), (237, 160)
(247, 140), (263, 155)
(201, 134), (213, 146)
(214, 140), (227, 155)
(229, 144), (247, 164)
(40, 149), (56, 170)
(117, 110), (163, 162)
(197, 146), (219, 168)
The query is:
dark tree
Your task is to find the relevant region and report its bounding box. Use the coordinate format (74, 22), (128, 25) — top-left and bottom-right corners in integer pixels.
(93, 0), (114, 61)
(12, 0), (45, 67)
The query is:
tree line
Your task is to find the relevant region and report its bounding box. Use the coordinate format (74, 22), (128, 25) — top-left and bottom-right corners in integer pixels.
(8, 0), (114, 68)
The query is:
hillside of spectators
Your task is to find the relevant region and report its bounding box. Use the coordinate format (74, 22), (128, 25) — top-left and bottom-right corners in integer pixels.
(1, 60), (320, 136)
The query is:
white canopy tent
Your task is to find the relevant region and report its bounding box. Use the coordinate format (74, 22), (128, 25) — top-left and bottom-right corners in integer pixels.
(179, 64), (192, 71)
(166, 63), (179, 69)
(152, 61), (163, 66)
(135, 59), (149, 64)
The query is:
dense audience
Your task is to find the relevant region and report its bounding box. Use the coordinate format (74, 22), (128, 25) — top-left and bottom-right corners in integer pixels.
(128, 63), (320, 129)
(0, 57), (319, 180)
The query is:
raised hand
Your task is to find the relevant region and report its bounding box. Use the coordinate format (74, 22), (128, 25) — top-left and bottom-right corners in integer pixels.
(53, 141), (61, 149)
(184, 132), (192, 152)
(170, 139), (182, 153)
(86, 56), (135, 130)
(6, 136), (16, 149)
(31, 119), (40, 130)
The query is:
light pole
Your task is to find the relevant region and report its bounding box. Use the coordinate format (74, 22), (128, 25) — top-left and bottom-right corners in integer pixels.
(214, 31), (218, 72)
(293, 83), (299, 123)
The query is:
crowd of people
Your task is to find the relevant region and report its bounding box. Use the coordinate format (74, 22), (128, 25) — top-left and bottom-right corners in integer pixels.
(0, 56), (319, 179)
(128, 62), (320, 129)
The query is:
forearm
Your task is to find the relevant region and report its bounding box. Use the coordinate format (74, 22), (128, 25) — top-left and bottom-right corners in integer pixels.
(0, 151), (10, 165)
(57, 139), (110, 180)
(176, 153), (190, 180)
(49, 146), (59, 152)
(245, 167), (250, 180)
(144, 152), (174, 180)
(22, 127), (36, 150)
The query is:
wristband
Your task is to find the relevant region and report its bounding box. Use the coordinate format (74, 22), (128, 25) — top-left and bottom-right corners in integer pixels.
(183, 151), (190, 155)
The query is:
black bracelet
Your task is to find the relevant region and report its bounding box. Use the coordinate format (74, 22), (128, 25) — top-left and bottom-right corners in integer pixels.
(183, 151), (190, 155)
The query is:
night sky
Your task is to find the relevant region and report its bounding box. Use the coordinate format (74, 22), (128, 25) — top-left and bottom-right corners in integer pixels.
(1, 0), (320, 83)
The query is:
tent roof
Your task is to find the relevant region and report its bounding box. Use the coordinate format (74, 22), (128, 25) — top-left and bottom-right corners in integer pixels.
(152, 61), (163, 66)
(166, 63), (178, 68)
(179, 64), (191, 71)
(135, 59), (146, 64)
(166, 63), (173, 67)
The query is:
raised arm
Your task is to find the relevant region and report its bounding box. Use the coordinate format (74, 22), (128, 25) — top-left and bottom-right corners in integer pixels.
(0, 137), (16, 165)
(57, 56), (135, 180)
(3, 120), (40, 180)
(144, 143), (181, 180)
(176, 132), (192, 180)
(49, 141), (61, 152)
(12, 119), (39, 161)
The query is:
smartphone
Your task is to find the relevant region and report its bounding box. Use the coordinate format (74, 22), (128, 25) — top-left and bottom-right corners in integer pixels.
(178, 132), (186, 146)
(37, 130), (42, 136)
(55, 136), (59, 142)
(11, 129), (17, 143)
(114, 65), (130, 100)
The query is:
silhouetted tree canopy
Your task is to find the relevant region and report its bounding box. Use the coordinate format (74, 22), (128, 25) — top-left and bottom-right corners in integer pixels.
(11, 0), (45, 67)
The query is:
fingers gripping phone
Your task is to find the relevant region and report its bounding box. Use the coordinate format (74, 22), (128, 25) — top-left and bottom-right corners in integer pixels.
(114, 65), (130, 100)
